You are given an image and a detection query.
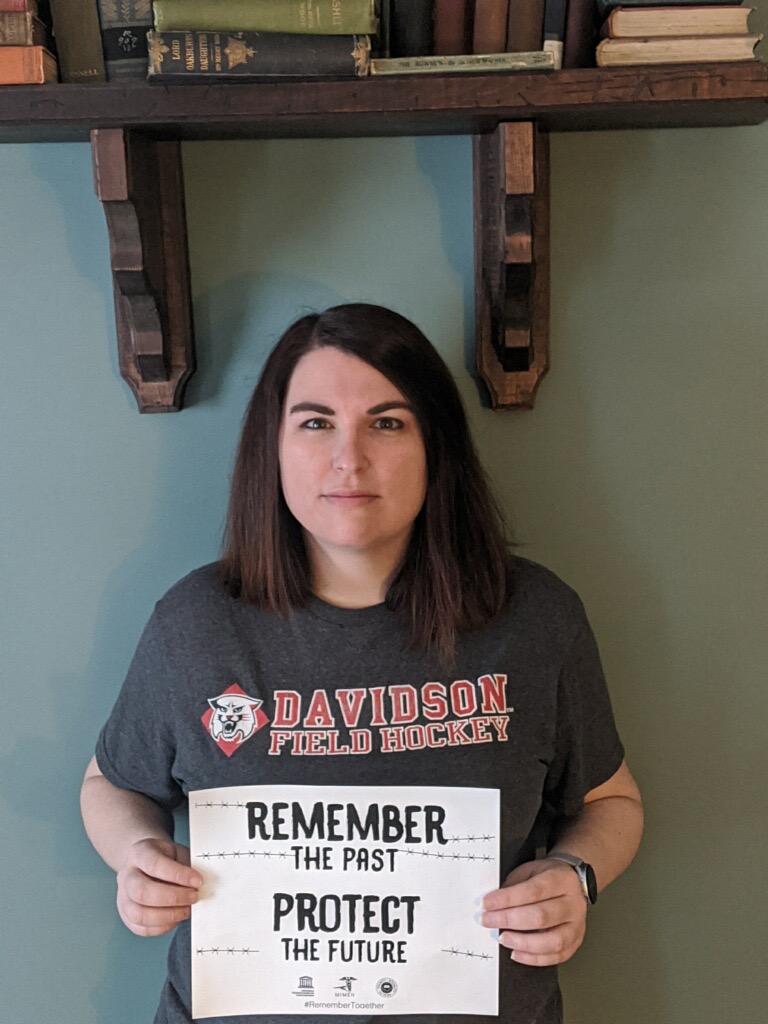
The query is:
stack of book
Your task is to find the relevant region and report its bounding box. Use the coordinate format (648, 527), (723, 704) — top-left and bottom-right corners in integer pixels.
(0, 0), (58, 83)
(370, 0), (555, 74)
(146, 0), (378, 81)
(596, 0), (761, 66)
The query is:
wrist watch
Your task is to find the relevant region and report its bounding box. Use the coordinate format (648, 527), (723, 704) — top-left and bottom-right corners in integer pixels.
(546, 852), (598, 905)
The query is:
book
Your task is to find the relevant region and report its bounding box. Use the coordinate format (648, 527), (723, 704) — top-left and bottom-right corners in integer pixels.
(0, 0), (37, 10)
(389, 0), (432, 56)
(373, 0), (390, 57)
(596, 0), (746, 18)
(370, 49), (555, 73)
(147, 29), (370, 79)
(0, 10), (46, 42)
(152, 0), (378, 35)
(48, 0), (105, 81)
(563, 0), (598, 66)
(0, 41), (56, 79)
(542, 0), (568, 67)
(596, 31), (762, 63)
(603, 4), (753, 37)
(433, 0), (469, 55)
(96, 0), (152, 79)
(473, 0), (509, 54)
(506, 0), (545, 52)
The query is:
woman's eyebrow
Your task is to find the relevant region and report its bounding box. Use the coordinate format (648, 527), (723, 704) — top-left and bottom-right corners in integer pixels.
(288, 401), (335, 415)
(367, 401), (413, 415)
(288, 400), (413, 416)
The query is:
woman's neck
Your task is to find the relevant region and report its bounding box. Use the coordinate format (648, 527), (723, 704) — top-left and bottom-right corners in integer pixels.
(307, 539), (401, 609)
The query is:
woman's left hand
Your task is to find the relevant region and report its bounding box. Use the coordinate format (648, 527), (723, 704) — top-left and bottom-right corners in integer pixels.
(480, 859), (588, 967)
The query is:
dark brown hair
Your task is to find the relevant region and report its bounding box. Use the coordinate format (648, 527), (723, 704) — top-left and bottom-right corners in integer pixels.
(221, 303), (513, 663)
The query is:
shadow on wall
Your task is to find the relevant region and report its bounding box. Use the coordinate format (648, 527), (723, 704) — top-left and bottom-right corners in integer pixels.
(472, 132), (673, 1022)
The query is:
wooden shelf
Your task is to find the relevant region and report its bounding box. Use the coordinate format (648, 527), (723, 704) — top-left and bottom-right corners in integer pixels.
(3, 65), (766, 410)
(1, 64), (767, 143)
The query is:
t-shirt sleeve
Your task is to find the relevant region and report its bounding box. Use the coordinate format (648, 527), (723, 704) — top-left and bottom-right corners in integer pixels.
(543, 603), (625, 822)
(95, 603), (185, 813)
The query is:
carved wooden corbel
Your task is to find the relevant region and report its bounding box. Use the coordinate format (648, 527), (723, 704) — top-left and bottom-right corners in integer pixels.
(473, 121), (550, 409)
(91, 128), (195, 412)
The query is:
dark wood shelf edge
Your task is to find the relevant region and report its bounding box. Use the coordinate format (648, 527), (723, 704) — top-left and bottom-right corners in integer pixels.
(1, 62), (767, 143)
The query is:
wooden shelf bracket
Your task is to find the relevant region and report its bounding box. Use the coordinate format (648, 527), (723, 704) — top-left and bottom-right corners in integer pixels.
(91, 128), (195, 412)
(473, 121), (550, 409)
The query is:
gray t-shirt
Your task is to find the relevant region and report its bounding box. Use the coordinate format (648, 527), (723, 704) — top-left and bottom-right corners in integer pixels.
(96, 556), (624, 1024)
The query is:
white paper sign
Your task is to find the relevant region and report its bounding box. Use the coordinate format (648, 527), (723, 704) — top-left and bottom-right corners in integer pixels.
(190, 784), (500, 1019)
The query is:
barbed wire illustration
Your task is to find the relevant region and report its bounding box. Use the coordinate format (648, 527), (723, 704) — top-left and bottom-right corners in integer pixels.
(194, 847), (494, 862)
(441, 947), (493, 960)
(196, 947), (259, 955)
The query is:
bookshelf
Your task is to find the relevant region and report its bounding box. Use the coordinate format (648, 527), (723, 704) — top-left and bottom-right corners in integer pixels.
(2, 65), (767, 410)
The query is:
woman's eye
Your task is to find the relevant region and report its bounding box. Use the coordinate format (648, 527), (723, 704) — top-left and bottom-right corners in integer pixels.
(373, 417), (403, 430)
(301, 418), (332, 430)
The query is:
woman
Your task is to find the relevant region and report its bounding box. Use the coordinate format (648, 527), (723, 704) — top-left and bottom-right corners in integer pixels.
(81, 303), (643, 1024)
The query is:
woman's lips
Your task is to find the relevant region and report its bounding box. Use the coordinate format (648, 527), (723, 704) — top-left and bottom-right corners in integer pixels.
(322, 492), (378, 507)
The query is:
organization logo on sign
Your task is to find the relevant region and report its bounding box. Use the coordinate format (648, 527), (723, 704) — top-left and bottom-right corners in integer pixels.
(293, 976), (314, 997)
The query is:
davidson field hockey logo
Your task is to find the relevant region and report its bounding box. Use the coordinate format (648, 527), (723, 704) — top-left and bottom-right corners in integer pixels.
(201, 683), (268, 757)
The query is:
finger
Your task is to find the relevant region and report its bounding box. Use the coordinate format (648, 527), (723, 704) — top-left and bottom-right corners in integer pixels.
(119, 898), (192, 937)
(482, 894), (574, 932)
(509, 948), (576, 968)
(133, 841), (202, 889)
(499, 922), (582, 957)
(122, 868), (200, 909)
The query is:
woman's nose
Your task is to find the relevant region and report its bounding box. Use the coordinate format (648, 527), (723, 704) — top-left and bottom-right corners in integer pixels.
(331, 431), (368, 472)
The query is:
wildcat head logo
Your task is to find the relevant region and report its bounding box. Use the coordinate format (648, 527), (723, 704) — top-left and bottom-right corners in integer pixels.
(201, 683), (268, 757)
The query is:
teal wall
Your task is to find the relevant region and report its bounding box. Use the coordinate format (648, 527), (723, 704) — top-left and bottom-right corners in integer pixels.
(2, 115), (767, 1022)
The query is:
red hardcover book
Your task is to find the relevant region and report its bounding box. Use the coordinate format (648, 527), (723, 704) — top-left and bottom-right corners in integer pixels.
(563, 0), (596, 66)
(433, 0), (469, 54)
(0, 0), (37, 10)
(506, 0), (544, 51)
(473, 0), (509, 53)
(0, 43), (57, 81)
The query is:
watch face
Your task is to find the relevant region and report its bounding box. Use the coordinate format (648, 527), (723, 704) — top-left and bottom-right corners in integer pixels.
(584, 863), (598, 904)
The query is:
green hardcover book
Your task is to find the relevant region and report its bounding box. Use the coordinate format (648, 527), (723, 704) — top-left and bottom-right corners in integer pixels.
(0, 11), (47, 43)
(370, 50), (554, 74)
(153, 0), (378, 35)
(49, 0), (105, 81)
(147, 30), (370, 79)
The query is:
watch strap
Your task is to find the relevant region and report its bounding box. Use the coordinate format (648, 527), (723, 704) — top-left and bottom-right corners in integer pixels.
(545, 851), (598, 904)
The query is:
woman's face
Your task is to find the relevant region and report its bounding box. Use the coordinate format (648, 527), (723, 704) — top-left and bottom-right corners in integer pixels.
(278, 346), (427, 570)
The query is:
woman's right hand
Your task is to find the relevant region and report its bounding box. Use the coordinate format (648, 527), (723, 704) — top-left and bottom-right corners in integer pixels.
(116, 837), (203, 937)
